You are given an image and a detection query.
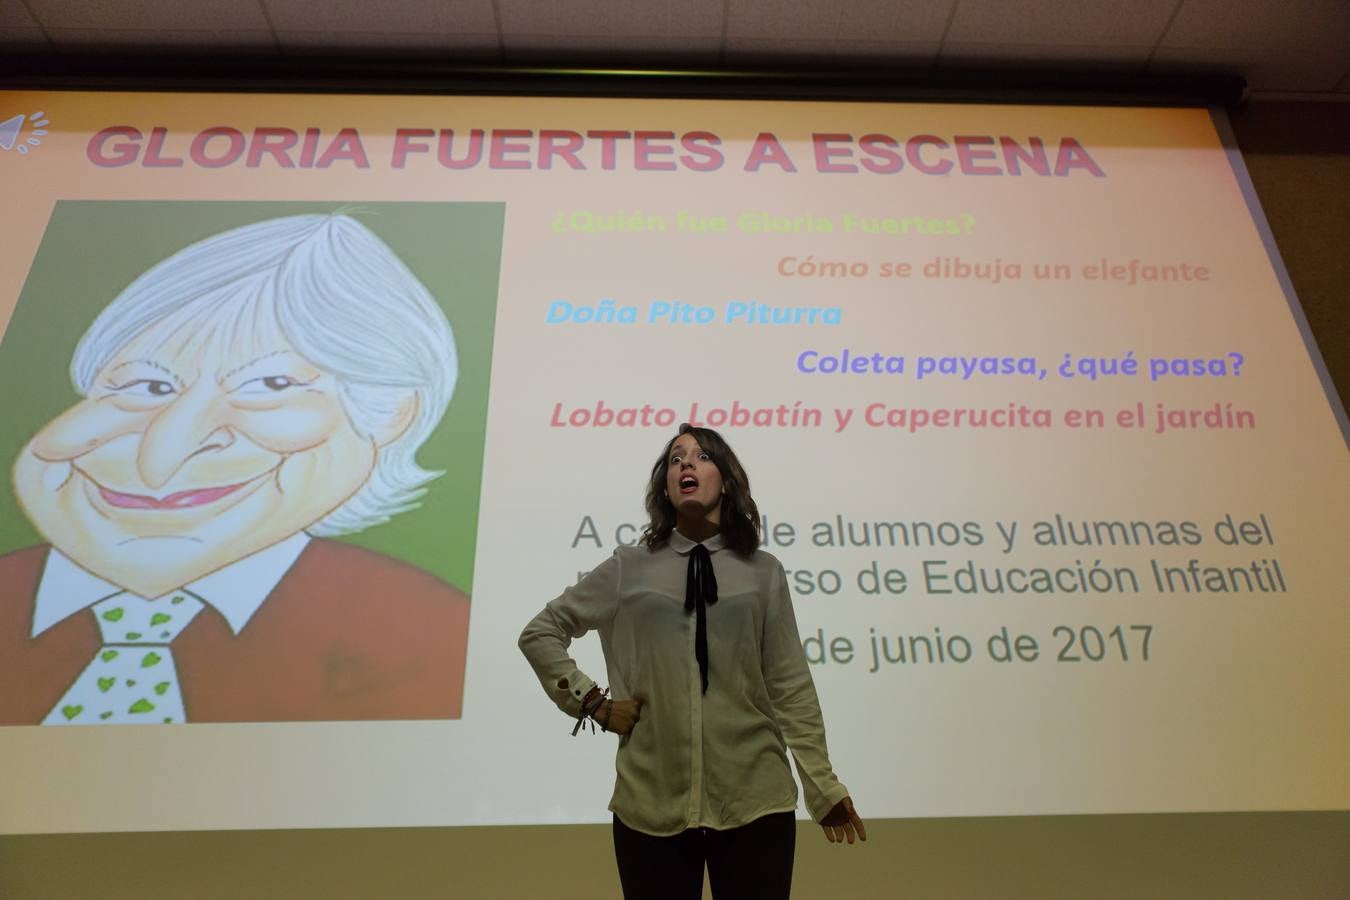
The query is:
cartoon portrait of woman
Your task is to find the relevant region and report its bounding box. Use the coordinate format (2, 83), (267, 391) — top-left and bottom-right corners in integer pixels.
(0, 204), (502, 725)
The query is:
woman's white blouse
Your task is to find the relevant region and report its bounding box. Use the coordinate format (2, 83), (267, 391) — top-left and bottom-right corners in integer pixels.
(519, 530), (849, 836)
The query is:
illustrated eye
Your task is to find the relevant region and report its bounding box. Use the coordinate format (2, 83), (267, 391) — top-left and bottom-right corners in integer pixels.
(116, 379), (176, 398)
(236, 374), (304, 394)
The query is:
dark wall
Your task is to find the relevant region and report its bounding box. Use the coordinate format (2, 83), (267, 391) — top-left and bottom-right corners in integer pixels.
(1231, 100), (1350, 415)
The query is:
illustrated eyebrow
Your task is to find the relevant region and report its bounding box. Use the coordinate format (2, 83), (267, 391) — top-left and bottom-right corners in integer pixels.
(219, 350), (293, 384)
(106, 359), (183, 387)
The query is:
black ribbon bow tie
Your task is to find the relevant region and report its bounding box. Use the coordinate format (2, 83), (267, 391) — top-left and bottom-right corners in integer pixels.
(685, 543), (719, 694)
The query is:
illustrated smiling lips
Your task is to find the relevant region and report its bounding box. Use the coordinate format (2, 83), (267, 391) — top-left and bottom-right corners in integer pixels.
(97, 482), (248, 510)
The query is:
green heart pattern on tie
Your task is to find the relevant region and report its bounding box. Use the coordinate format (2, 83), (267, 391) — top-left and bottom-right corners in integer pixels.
(43, 591), (205, 726)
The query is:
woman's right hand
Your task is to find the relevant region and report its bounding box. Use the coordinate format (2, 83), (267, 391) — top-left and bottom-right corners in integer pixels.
(598, 698), (643, 734)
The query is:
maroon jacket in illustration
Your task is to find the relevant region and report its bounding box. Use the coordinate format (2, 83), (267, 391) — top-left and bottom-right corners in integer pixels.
(0, 539), (470, 725)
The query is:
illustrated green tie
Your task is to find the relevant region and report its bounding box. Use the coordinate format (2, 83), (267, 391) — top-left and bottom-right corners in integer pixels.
(44, 592), (205, 725)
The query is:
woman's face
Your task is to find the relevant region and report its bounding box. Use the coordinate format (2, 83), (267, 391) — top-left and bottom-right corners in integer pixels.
(664, 433), (723, 525)
(13, 312), (383, 600)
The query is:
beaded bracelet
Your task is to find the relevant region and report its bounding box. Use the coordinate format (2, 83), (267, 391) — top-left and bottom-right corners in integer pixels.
(572, 686), (610, 736)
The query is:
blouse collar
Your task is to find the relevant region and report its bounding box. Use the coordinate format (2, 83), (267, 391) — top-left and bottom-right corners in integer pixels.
(670, 529), (725, 555)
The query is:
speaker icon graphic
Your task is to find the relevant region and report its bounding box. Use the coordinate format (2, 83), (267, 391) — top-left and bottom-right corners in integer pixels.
(0, 112), (49, 155)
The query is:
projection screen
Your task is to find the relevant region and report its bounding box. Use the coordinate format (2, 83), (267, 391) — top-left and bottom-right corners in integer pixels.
(0, 89), (1345, 835)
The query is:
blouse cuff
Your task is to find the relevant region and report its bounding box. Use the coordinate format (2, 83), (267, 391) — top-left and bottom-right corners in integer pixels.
(555, 669), (597, 717)
(809, 783), (852, 823)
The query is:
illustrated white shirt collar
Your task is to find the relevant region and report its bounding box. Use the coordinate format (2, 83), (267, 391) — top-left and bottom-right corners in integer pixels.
(30, 532), (312, 638)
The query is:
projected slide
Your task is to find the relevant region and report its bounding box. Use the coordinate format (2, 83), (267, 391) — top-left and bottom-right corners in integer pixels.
(0, 91), (1345, 834)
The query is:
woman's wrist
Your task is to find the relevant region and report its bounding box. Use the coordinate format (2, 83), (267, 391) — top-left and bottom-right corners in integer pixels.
(572, 685), (610, 735)
(580, 687), (604, 716)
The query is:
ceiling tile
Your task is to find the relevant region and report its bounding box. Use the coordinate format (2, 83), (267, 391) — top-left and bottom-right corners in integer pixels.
(498, 0), (615, 38)
(1162, 0), (1350, 51)
(724, 0), (775, 37)
(28, 0), (270, 31)
(265, 0), (497, 36)
(940, 41), (1152, 69)
(496, 0), (559, 33)
(837, 0), (955, 42)
(779, 0), (847, 37)
(0, 26), (51, 48)
(603, 0), (723, 38)
(946, 0), (1177, 46)
(726, 0), (841, 41)
(0, 3), (41, 26)
(46, 27), (277, 52)
(1151, 44), (1350, 92)
(277, 30), (500, 58)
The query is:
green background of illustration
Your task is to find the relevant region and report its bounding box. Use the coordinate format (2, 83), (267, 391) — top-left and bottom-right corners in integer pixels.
(0, 200), (505, 593)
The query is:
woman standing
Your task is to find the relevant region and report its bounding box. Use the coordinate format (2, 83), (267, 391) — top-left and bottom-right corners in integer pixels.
(520, 425), (864, 899)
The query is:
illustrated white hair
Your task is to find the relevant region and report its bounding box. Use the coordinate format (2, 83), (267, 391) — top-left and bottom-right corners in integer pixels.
(70, 213), (458, 535)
